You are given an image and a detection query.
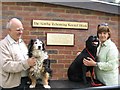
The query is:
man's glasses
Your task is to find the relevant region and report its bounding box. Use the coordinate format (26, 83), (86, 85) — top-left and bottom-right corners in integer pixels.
(16, 28), (24, 31)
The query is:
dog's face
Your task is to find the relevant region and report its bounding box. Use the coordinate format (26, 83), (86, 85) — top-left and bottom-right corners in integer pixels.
(86, 36), (99, 50)
(28, 39), (45, 57)
(33, 39), (44, 50)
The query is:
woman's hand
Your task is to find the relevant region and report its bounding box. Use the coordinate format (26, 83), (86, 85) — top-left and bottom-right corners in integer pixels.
(83, 57), (97, 66)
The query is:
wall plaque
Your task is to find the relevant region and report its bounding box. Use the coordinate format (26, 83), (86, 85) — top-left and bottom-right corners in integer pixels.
(32, 20), (88, 30)
(47, 33), (74, 46)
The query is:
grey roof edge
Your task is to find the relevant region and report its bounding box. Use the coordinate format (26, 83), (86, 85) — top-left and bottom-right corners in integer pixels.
(29, 0), (119, 15)
(45, 2), (120, 15)
(1, 0), (120, 15)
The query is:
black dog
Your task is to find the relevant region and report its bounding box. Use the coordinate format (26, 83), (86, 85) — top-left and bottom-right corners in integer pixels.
(28, 39), (52, 88)
(67, 36), (99, 85)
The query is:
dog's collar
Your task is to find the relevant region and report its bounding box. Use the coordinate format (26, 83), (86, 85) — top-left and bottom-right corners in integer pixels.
(86, 48), (95, 61)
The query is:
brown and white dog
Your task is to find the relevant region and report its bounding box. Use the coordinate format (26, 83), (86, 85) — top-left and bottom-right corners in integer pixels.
(28, 39), (52, 89)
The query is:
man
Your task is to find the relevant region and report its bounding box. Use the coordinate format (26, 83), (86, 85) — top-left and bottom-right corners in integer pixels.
(0, 18), (36, 90)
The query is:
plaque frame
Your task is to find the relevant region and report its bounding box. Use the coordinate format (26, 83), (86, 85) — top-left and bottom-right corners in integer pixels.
(46, 33), (74, 46)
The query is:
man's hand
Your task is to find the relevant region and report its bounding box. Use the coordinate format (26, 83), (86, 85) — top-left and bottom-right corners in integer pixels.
(27, 57), (36, 66)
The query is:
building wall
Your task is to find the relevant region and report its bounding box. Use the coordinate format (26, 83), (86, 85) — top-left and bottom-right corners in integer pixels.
(1, 2), (119, 80)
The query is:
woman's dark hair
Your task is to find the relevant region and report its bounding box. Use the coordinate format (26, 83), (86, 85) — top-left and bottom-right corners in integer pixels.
(97, 23), (111, 39)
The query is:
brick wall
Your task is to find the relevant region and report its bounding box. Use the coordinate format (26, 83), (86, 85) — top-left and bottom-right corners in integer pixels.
(1, 2), (119, 80)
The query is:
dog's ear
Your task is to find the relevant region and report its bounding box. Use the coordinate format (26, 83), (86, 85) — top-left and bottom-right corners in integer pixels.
(86, 36), (93, 50)
(42, 41), (45, 51)
(28, 39), (34, 57)
(86, 36), (92, 45)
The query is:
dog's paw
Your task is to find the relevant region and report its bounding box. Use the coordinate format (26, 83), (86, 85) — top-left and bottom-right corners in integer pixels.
(43, 85), (51, 89)
(29, 85), (36, 88)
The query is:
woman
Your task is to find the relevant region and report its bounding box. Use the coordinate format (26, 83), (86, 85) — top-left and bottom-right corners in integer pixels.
(83, 23), (119, 86)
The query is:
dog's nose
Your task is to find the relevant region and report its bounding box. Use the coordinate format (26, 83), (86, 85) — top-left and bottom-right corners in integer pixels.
(38, 46), (41, 49)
